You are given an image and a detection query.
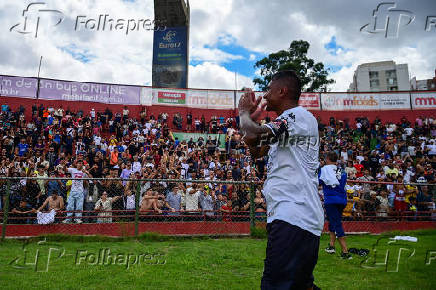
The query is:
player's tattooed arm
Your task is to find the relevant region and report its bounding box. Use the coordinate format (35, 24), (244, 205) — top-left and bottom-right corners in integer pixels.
(239, 111), (272, 159)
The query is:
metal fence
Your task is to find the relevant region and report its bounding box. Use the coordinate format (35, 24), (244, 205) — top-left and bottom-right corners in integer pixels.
(0, 177), (435, 239)
(0, 177), (259, 239)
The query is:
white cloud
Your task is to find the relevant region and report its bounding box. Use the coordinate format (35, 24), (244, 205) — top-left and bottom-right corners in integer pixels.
(0, 0), (434, 93)
(190, 45), (244, 63)
(189, 62), (253, 90)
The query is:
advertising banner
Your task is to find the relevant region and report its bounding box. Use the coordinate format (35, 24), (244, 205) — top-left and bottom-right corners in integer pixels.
(39, 79), (140, 104)
(0, 76), (37, 98)
(140, 87), (153, 106)
(321, 93), (380, 111)
(187, 89), (208, 108)
(298, 93), (320, 110)
(411, 92), (436, 109)
(154, 88), (187, 105)
(378, 93), (410, 110)
(207, 90), (234, 109)
(152, 26), (188, 88)
(172, 132), (226, 149)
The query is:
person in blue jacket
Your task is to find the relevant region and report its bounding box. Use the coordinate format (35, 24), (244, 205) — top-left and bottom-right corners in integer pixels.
(319, 152), (352, 259)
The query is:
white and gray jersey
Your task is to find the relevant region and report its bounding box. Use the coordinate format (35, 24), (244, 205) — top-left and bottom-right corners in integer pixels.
(263, 106), (324, 236)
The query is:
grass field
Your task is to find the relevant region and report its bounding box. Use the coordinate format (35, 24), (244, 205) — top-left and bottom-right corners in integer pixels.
(0, 230), (435, 289)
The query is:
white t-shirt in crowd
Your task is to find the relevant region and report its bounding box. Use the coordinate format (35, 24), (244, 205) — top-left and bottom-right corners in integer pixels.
(404, 127), (413, 136)
(263, 106), (324, 236)
(340, 151), (348, 161)
(132, 161), (142, 173)
(67, 168), (85, 193)
(185, 190), (200, 211)
(93, 135), (101, 146)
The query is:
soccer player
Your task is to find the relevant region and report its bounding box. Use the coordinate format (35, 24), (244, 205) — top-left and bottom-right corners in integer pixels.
(319, 152), (352, 259)
(238, 71), (323, 289)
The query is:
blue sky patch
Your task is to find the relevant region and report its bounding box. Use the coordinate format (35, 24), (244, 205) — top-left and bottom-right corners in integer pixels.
(59, 44), (95, 63)
(324, 36), (350, 56)
(190, 34), (266, 87)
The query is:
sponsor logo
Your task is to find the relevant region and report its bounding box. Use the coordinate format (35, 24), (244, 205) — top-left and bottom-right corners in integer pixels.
(415, 97), (436, 106)
(323, 95), (379, 108)
(159, 30), (182, 49)
(158, 91), (185, 99)
(163, 30), (176, 42)
(343, 96), (379, 106)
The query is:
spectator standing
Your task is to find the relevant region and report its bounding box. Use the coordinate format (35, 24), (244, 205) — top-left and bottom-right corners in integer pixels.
(319, 152), (351, 259)
(63, 160), (88, 223)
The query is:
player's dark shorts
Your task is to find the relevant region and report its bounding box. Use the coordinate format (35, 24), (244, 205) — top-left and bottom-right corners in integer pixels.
(261, 220), (320, 290)
(325, 203), (346, 238)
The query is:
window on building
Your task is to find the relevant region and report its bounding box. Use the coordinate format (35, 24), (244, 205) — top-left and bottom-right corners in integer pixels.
(370, 79), (380, 88)
(369, 71), (379, 79)
(389, 86), (398, 91)
(387, 78), (397, 85)
(385, 70), (397, 78)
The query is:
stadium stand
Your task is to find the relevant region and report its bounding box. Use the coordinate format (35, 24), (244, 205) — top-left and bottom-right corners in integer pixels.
(0, 99), (435, 229)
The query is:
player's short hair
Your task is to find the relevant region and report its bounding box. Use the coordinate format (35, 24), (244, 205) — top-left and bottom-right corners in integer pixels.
(271, 70), (302, 101)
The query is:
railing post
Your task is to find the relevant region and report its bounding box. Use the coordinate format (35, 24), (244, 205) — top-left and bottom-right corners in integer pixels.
(249, 181), (255, 234)
(134, 181), (140, 238)
(1, 180), (11, 241)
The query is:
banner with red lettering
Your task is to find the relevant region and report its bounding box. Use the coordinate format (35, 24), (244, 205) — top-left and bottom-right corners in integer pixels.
(187, 89), (208, 108)
(411, 92), (436, 109)
(298, 93), (320, 110)
(321, 93), (380, 111)
(154, 88), (187, 105)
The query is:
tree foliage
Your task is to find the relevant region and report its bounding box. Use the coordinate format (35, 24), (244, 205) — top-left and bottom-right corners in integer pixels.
(253, 40), (334, 92)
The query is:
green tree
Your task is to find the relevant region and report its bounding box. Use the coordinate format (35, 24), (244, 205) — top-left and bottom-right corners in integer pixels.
(253, 40), (334, 92)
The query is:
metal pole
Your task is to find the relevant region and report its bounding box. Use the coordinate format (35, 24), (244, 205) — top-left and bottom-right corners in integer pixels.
(249, 181), (255, 233)
(134, 181), (140, 237)
(1, 180), (11, 241)
(36, 56), (43, 100)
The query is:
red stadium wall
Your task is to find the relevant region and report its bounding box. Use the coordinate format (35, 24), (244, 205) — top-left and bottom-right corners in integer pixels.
(2, 96), (435, 126)
(4, 221), (435, 237)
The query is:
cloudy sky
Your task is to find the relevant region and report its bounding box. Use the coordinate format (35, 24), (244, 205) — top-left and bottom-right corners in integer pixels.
(1, 0), (435, 91)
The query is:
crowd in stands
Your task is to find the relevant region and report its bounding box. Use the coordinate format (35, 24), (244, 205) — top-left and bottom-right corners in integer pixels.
(0, 103), (435, 224)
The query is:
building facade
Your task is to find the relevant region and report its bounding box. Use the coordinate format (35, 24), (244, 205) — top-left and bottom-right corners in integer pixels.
(410, 70), (436, 91)
(348, 61), (409, 92)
